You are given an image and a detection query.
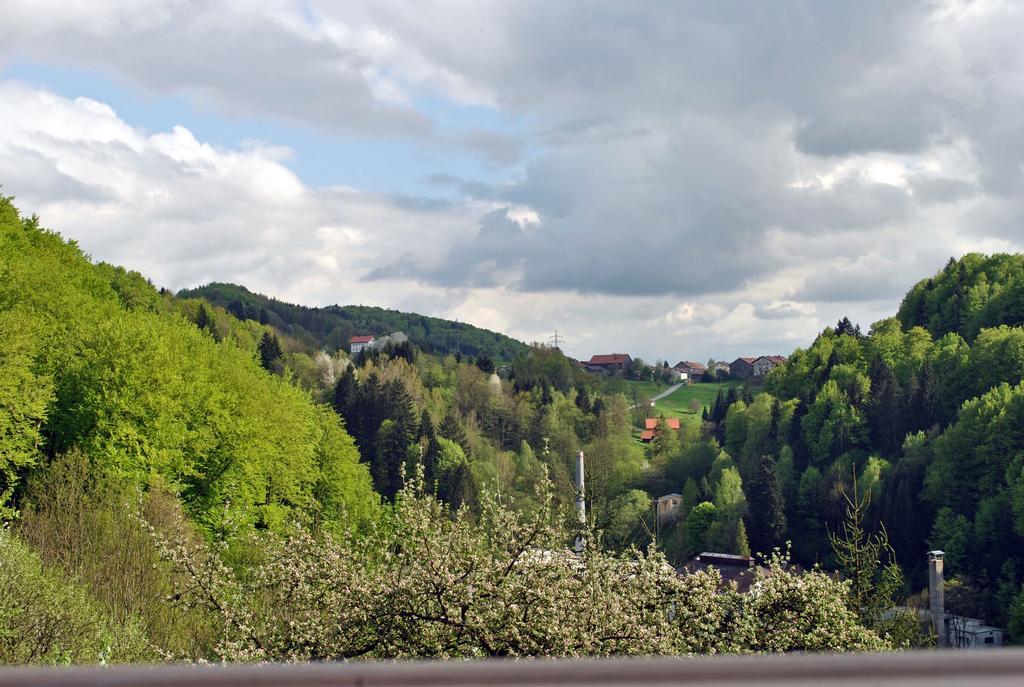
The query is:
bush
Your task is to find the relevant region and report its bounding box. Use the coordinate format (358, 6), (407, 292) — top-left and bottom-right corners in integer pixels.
(17, 453), (219, 659)
(0, 528), (152, 664)
(153, 474), (888, 660)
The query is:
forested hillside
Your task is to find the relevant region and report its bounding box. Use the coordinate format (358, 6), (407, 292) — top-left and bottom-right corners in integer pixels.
(179, 282), (528, 361)
(1, 197), (898, 662)
(696, 253), (1024, 641)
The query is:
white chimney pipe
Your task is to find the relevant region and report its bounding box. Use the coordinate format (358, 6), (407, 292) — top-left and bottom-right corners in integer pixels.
(575, 451), (586, 552)
(928, 550), (946, 647)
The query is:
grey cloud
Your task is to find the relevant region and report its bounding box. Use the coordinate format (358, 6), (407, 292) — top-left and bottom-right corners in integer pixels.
(460, 129), (524, 166)
(2, 3), (432, 137)
(0, 147), (114, 203)
(793, 265), (918, 304)
(755, 302), (812, 320)
(908, 175), (979, 205)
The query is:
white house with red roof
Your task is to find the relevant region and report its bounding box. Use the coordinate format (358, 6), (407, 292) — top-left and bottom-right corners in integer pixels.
(349, 334), (376, 354)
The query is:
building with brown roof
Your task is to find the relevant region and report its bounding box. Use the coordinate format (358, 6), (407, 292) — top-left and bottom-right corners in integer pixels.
(585, 353), (633, 374)
(752, 355), (788, 377)
(672, 361), (708, 383)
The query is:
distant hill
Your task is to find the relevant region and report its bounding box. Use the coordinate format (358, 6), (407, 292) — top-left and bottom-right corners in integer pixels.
(178, 282), (529, 361)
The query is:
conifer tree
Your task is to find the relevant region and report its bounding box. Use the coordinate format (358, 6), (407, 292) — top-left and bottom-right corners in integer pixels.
(195, 303), (210, 331)
(734, 519), (752, 557)
(418, 408), (434, 441)
(867, 358), (904, 456)
(333, 366), (357, 418)
(746, 454), (787, 556)
(374, 419), (408, 501)
(829, 472), (905, 634)
(439, 408), (470, 454)
(258, 332), (283, 374)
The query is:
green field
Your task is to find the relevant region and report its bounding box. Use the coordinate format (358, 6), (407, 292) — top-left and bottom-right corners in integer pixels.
(608, 380), (745, 426)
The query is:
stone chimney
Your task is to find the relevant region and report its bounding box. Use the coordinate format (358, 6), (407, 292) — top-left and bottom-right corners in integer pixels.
(928, 550), (946, 647)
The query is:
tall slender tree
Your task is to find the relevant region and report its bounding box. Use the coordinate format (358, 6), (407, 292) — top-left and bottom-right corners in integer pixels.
(746, 454), (787, 556)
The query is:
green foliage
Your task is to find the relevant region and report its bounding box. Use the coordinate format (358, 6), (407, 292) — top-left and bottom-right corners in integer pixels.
(0, 197), (378, 534)
(257, 331), (283, 373)
(829, 475), (911, 646)
(897, 253), (1024, 342)
(746, 454), (787, 556)
(0, 528), (153, 665)
(0, 310), (52, 516)
(17, 453), (218, 659)
(686, 501), (716, 556)
(180, 282), (528, 361)
(604, 489), (652, 548)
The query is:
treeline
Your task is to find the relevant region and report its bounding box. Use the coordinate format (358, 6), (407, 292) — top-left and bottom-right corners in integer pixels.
(179, 282), (529, 361)
(662, 254), (1024, 641)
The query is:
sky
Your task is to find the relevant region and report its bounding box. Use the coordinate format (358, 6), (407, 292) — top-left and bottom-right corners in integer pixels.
(2, 0), (1023, 363)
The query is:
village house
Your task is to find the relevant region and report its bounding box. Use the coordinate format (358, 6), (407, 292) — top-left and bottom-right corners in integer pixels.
(752, 355), (787, 377)
(729, 357), (757, 379)
(349, 334), (376, 354)
(585, 353), (633, 375)
(730, 356), (787, 379)
(712, 361), (731, 376)
(672, 361), (707, 383)
(640, 417), (680, 442)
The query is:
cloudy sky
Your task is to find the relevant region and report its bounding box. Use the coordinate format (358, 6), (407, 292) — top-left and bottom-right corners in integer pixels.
(2, 1), (1023, 362)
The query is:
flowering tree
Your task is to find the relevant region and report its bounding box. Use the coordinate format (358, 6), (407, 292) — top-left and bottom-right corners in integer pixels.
(152, 472), (889, 660)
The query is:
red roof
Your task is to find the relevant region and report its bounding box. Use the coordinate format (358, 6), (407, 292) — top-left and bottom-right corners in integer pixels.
(674, 361), (707, 372)
(645, 418), (681, 430)
(733, 357), (757, 364)
(587, 354), (631, 365)
(640, 430), (655, 442)
(350, 335), (375, 343)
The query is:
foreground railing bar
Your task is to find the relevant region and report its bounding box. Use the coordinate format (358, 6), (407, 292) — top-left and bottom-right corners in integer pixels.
(3, 650), (1024, 687)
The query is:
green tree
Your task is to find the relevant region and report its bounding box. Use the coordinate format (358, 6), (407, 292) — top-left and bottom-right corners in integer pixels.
(746, 454), (787, 556)
(258, 331), (283, 374)
(686, 501), (717, 557)
(829, 474), (912, 646)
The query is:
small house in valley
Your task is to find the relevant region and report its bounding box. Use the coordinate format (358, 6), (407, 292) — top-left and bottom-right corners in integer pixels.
(640, 417), (680, 442)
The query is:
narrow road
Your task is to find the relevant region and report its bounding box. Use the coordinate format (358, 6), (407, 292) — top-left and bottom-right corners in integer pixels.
(633, 382), (683, 408)
(650, 383), (683, 402)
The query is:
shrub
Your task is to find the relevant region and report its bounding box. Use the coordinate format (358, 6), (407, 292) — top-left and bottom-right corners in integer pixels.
(0, 528), (152, 664)
(17, 452), (219, 660)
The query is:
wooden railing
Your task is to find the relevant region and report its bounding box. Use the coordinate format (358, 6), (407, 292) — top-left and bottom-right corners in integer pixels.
(2, 649), (1023, 687)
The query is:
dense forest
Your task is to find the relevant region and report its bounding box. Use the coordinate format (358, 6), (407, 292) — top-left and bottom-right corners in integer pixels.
(8, 193), (1024, 663)
(178, 282), (528, 361)
(690, 253), (1024, 640)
